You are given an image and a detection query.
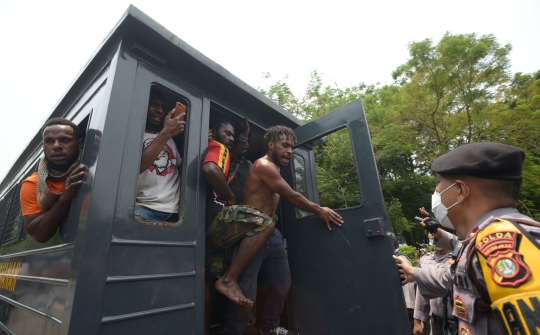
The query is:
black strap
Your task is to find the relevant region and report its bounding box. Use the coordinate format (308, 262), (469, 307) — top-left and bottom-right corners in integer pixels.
(433, 314), (456, 326)
(465, 239), (492, 313)
(443, 254), (458, 335)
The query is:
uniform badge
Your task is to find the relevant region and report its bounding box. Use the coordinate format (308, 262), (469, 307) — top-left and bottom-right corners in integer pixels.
(460, 325), (471, 335)
(454, 295), (467, 318)
(475, 231), (531, 287)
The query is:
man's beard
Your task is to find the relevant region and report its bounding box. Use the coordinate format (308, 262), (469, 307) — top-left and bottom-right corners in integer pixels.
(48, 151), (80, 172)
(271, 150), (284, 166)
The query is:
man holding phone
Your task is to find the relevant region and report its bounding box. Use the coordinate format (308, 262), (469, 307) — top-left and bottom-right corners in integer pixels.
(135, 87), (186, 222)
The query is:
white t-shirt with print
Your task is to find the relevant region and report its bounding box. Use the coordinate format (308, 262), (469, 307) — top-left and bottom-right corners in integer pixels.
(136, 132), (181, 213)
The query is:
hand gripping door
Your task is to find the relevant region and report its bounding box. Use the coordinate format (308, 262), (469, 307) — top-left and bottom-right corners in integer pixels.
(280, 99), (410, 335)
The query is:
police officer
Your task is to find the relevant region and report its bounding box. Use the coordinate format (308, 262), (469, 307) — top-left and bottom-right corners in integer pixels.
(413, 244), (455, 335)
(394, 142), (540, 335)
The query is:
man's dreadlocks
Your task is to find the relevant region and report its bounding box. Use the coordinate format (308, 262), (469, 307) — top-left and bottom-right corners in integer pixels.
(264, 125), (297, 147)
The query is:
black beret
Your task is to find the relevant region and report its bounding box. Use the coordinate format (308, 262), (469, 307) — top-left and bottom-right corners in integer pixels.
(431, 142), (525, 180)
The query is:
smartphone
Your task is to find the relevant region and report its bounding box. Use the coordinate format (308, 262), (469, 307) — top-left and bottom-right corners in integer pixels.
(174, 102), (186, 120)
(414, 216), (426, 222)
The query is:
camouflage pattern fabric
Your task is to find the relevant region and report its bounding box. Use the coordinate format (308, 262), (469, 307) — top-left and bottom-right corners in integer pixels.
(206, 205), (273, 277)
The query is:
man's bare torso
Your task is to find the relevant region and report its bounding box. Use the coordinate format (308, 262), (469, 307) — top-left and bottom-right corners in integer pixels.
(242, 157), (280, 218)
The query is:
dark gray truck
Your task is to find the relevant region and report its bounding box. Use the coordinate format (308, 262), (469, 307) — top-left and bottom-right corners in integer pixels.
(0, 6), (409, 335)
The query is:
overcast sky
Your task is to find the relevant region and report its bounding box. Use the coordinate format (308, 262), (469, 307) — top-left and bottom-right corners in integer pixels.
(0, 0), (539, 181)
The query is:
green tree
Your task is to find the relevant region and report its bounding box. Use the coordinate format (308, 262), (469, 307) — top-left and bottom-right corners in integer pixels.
(258, 74), (304, 117)
(258, 33), (540, 240)
(259, 72), (419, 235)
(397, 245), (419, 266)
(487, 70), (540, 219)
(392, 32), (512, 168)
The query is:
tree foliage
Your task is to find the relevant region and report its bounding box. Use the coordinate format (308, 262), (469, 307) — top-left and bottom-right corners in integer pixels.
(397, 245), (419, 267)
(259, 32), (540, 243)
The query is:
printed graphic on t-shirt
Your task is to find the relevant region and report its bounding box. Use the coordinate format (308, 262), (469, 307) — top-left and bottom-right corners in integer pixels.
(212, 189), (227, 207)
(143, 138), (177, 176)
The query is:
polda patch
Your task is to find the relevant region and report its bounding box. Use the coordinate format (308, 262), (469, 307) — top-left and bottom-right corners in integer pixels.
(475, 231), (531, 287)
(454, 295), (468, 318)
(459, 325), (471, 335)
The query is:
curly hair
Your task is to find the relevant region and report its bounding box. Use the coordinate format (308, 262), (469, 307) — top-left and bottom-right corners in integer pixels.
(210, 116), (235, 132)
(149, 87), (165, 102)
(263, 125), (297, 146)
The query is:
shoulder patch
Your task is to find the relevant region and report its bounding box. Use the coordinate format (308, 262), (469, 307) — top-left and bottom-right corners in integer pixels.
(459, 325), (471, 335)
(454, 295), (468, 318)
(475, 230), (531, 287)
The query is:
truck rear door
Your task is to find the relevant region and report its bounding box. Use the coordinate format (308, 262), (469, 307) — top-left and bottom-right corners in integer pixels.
(280, 99), (410, 335)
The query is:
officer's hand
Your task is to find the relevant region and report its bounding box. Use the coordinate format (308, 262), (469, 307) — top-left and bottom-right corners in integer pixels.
(413, 320), (423, 335)
(418, 207), (440, 233)
(61, 164), (86, 200)
(422, 217), (440, 234)
(392, 255), (415, 284)
(317, 207), (343, 230)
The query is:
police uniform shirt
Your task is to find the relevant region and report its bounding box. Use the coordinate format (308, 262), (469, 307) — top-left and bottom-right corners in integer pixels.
(434, 230), (460, 252)
(414, 250), (454, 323)
(414, 207), (540, 335)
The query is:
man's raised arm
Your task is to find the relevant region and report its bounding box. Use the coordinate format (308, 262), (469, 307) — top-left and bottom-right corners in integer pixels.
(23, 164), (85, 243)
(229, 117), (250, 160)
(256, 161), (343, 230)
(140, 109), (185, 174)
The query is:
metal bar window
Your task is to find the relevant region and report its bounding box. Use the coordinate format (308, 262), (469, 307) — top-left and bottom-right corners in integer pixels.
(0, 186), (18, 246)
(2, 183), (25, 246)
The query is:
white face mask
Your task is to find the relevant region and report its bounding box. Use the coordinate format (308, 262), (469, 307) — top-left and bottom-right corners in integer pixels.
(431, 183), (460, 230)
(429, 239), (434, 246)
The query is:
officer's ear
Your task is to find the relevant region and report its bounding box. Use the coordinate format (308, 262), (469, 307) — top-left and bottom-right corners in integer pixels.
(455, 180), (470, 203)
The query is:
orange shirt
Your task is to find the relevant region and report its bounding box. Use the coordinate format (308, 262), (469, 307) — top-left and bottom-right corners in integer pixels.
(20, 172), (66, 216)
(203, 139), (230, 177)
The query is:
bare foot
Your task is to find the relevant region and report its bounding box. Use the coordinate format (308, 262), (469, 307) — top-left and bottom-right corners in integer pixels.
(215, 277), (253, 307)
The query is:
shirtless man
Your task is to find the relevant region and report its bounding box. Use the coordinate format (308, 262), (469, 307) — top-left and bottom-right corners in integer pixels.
(206, 125), (343, 310)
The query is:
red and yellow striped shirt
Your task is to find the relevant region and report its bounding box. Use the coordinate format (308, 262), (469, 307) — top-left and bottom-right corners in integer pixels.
(203, 139), (230, 177)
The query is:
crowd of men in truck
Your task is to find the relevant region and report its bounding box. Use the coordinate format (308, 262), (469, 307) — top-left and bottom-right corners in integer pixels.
(20, 86), (540, 335)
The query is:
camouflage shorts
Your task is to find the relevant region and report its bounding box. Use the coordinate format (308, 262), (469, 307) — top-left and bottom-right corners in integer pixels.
(205, 205), (273, 277)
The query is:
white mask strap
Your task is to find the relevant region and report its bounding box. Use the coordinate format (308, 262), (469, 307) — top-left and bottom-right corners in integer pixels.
(447, 200), (459, 211)
(439, 182), (456, 195)
(446, 185), (469, 211)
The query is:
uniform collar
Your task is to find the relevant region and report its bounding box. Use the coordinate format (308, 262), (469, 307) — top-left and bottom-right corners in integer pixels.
(463, 207), (518, 243)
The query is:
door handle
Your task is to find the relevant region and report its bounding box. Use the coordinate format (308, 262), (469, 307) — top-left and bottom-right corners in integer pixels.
(363, 217), (385, 238)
